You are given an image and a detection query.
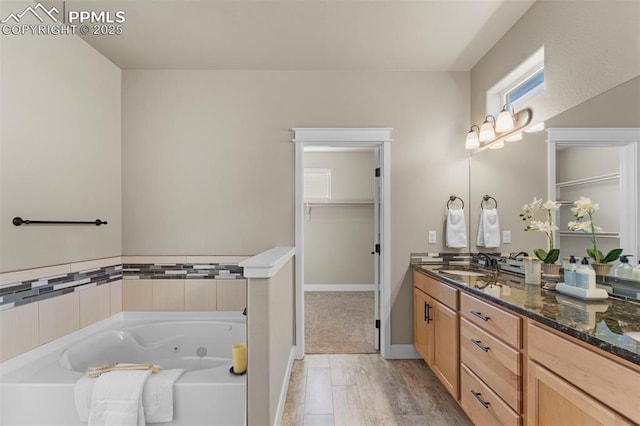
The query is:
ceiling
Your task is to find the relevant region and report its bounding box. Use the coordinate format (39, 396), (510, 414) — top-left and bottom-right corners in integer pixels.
(70, 0), (536, 71)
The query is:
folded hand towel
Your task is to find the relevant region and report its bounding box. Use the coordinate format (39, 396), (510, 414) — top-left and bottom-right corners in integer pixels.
(75, 369), (185, 424)
(88, 369), (151, 426)
(446, 209), (467, 248)
(476, 208), (500, 248)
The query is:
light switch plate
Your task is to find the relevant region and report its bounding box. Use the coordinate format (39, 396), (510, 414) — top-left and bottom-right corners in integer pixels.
(503, 230), (511, 244)
(428, 231), (436, 244)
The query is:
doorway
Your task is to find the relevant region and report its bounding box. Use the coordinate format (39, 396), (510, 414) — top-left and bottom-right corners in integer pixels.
(293, 128), (392, 359)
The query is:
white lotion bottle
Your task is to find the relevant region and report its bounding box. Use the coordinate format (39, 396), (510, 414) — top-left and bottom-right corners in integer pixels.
(575, 257), (595, 289)
(564, 255), (577, 286)
(613, 255), (633, 279)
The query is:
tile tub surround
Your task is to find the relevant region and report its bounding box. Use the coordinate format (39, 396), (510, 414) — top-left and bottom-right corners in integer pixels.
(122, 262), (244, 280)
(413, 264), (640, 366)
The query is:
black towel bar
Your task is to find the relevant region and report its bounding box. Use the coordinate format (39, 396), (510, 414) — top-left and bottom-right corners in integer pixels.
(480, 195), (498, 209)
(447, 195), (465, 209)
(12, 217), (107, 226)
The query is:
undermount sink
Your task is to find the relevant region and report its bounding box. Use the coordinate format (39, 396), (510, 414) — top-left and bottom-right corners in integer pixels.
(439, 270), (487, 277)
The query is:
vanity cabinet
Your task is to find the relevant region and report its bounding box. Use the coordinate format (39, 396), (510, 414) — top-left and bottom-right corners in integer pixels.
(527, 323), (640, 425)
(459, 292), (522, 425)
(413, 270), (459, 400)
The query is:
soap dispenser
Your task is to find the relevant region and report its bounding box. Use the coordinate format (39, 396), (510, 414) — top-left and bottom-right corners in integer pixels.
(633, 260), (640, 281)
(613, 255), (633, 279)
(575, 257), (595, 289)
(564, 255), (577, 286)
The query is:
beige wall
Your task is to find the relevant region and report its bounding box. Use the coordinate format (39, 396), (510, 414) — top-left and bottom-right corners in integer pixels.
(304, 151), (375, 285)
(122, 70), (470, 344)
(468, 1), (640, 258)
(0, 34), (122, 272)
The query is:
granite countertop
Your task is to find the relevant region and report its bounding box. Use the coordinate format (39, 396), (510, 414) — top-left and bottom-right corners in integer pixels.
(413, 264), (640, 366)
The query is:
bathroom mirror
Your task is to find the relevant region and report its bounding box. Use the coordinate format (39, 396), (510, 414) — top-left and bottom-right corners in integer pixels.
(469, 76), (640, 278)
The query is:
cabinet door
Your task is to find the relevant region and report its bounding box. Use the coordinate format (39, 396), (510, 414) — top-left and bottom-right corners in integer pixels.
(432, 299), (459, 400)
(527, 361), (632, 426)
(413, 288), (432, 362)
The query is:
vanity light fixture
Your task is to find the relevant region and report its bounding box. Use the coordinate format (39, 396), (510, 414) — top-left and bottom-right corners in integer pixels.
(466, 107), (533, 152)
(479, 115), (496, 142)
(495, 104), (516, 132)
(465, 125), (480, 149)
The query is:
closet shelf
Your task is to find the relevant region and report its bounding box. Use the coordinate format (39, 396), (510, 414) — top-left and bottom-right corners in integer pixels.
(558, 231), (620, 239)
(555, 172), (620, 188)
(304, 200), (374, 207)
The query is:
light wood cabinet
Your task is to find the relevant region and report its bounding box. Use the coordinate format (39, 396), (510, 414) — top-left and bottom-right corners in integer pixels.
(461, 364), (521, 426)
(413, 270), (459, 400)
(527, 360), (633, 426)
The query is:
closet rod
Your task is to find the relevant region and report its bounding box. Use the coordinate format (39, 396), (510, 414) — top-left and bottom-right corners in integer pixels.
(555, 172), (620, 188)
(12, 217), (108, 226)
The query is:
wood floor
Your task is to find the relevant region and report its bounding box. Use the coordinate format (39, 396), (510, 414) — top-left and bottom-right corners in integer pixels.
(282, 354), (472, 426)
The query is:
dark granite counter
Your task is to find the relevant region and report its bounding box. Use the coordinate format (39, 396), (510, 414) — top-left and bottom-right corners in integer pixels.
(413, 263), (640, 366)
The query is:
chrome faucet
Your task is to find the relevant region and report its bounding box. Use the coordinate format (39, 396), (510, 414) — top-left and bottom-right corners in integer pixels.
(477, 252), (500, 284)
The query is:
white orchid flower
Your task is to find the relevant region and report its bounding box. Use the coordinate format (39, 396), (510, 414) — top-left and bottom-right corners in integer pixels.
(543, 200), (561, 211)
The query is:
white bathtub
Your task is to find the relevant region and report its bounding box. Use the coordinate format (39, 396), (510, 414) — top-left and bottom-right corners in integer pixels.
(0, 312), (246, 426)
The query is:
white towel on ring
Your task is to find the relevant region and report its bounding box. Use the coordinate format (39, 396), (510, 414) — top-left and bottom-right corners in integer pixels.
(476, 208), (500, 248)
(446, 208), (467, 248)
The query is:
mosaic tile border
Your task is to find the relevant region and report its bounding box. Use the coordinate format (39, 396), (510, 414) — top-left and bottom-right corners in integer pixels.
(122, 263), (244, 280)
(0, 265), (122, 311)
(0, 262), (245, 311)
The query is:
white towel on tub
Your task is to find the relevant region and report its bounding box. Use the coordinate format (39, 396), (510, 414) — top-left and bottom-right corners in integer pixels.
(75, 369), (185, 424)
(89, 369), (151, 426)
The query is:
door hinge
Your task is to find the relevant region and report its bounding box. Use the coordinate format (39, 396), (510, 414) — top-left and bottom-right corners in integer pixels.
(375, 319), (380, 329)
(375, 243), (380, 254)
(375, 168), (380, 177)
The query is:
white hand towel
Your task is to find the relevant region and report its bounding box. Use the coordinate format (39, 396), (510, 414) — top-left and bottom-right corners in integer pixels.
(476, 208), (500, 248)
(88, 369), (151, 426)
(446, 209), (467, 248)
(75, 369), (185, 424)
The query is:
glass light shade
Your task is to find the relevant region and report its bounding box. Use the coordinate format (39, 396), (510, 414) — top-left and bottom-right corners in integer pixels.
(495, 109), (515, 132)
(505, 132), (523, 142)
(489, 141), (505, 149)
(465, 130), (480, 150)
(525, 122), (545, 133)
(479, 120), (495, 142)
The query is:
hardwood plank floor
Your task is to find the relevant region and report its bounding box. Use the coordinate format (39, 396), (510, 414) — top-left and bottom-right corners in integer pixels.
(283, 354), (472, 426)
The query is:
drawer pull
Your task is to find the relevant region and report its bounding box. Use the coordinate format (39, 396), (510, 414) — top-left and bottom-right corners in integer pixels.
(471, 310), (490, 321)
(471, 338), (490, 352)
(471, 390), (491, 408)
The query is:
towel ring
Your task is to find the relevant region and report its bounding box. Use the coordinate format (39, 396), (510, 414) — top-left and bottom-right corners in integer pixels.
(481, 195), (498, 210)
(447, 195), (464, 210)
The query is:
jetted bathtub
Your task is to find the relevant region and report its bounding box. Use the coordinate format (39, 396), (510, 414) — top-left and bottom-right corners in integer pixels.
(0, 312), (246, 425)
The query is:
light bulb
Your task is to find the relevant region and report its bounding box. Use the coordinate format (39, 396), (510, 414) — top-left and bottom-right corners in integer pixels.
(495, 106), (515, 132)
(479, 117), (495, 142)
(465, 129), (480, 150)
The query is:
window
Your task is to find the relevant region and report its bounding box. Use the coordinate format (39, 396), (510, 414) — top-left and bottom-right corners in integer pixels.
(504, 68), (545, 107)
(304, 168), (331, 200)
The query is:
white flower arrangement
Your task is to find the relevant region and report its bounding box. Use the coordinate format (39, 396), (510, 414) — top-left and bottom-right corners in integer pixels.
(520, 197), (560, 264)
(568, 196), (622, 264)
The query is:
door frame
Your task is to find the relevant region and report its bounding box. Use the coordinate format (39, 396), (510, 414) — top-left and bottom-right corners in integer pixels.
(293, 128), (392, 359)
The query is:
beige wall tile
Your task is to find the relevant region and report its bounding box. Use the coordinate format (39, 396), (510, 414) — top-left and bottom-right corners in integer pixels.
(185, 279), (217, 311)
(121, 256), (186, 264)
(1, 264), (71, 287)
(122, 279), (153, 311)
(152, 279), (184, 311)
(0, 303), (39, 362)
(71, 256), (122, 273)
(79, 284), (111, 328)
(110, 280), (122, 315)
(217, 279), (247, 311)
(38, 292), (80, 345)
(185, 256), (249, 264)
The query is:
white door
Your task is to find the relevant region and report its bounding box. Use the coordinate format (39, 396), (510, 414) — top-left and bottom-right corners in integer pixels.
(373, 147), (382, 351)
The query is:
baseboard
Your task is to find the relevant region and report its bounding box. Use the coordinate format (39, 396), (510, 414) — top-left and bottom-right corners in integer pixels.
(273, 346), (296, 426)
(304, 284), (376, 292)
(387, 344), (422, 359)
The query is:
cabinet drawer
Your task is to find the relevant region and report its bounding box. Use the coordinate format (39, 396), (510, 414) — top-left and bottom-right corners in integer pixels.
(528, 323), (640, 422)
(461, 292), (521, 348)
(461, 364), (521, 426)
(461, 318), (521, 412)
(413, 271), (457, 310)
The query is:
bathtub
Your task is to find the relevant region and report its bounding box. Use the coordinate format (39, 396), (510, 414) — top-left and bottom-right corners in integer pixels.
(0, 312), (246, 426)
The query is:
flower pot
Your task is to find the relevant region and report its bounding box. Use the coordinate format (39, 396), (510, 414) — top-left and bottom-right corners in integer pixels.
(541, 263), (561, 277)
(591, 263), (612, 277)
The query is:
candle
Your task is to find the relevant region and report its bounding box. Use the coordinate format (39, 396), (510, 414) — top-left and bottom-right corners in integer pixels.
(232, 344), (246, 374)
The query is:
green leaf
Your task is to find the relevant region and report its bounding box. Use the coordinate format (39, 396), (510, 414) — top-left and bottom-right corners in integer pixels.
(533, 248), (547, 262)
(602, 248), (623, 263)
(586, 248), (596, 260)
(545, 249), (560, 264)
